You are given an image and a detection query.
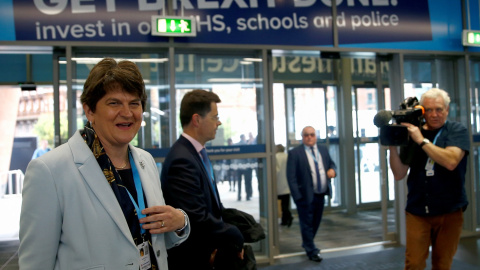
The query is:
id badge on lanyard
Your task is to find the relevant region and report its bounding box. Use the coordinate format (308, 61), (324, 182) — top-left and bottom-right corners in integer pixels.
(424, 127), (444, 177)
(126, 152), (151, 269)
(425, 159), (435, 176)
(138, 241), (151, 270)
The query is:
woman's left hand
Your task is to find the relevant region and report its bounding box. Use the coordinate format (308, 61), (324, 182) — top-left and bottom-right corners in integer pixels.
(139, 206), (185, 234)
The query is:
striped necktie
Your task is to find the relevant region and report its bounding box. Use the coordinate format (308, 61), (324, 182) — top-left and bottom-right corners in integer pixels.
(310, 146), (322, 193)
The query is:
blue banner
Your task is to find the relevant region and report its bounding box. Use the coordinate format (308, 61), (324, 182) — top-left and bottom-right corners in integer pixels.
(146, 144), (266, 158)
(10, 0), (432, 46)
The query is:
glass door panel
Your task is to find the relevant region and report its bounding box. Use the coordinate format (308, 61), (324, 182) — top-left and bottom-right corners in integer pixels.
(173, 51), (268, 260)
(1, 85), (24, 241)
(470, 60), (480, 230)
(285, 86), (340, 207)
(353, 87), (381, 204)
(272, 53), (396, 256)
(474, 147), (480, 229)
(353, 55), (396, 242)
(276, 84), (342, 254)
(357, 143), (381, 203)
(1, 51), (57, 241)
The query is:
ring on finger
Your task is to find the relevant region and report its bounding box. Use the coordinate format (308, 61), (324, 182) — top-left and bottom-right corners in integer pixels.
(160, 220), (165, 228)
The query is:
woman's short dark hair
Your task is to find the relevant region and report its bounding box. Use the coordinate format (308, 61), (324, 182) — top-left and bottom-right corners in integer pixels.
(80, 58), (147, 112)
(180, 89), (221, 128)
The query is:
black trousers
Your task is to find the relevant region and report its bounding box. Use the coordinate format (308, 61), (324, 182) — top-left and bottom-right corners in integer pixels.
(278, 194), (293, 225)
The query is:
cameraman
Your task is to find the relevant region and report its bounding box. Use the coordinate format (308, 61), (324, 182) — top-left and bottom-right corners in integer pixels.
(388, 88), (469, 270)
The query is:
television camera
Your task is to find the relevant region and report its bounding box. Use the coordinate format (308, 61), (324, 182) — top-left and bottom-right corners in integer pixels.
(373, 97), (425, 146)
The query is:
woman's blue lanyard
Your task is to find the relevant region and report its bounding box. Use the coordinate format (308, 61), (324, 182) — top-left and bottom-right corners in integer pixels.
(424, 125), (445, 176)
(125, 152), (147, 235)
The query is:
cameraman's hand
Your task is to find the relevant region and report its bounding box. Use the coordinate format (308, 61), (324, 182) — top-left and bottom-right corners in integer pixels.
(401, 122), (423, 144)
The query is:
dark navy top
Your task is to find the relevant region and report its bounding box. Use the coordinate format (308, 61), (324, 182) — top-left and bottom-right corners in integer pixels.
(405, 121), (470, 216)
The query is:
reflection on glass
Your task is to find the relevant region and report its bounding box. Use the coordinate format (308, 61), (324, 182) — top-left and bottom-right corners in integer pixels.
(273, 83), (287, 147)
(173, 52), (267, 257)
(356, 143), (380, 203)
(403, 60), (432, 91)
(475, 147), (480, 228)
(353, 87), (379, 138)
(470, 61), (480, 228)
(328, 144), (341, 207)
(470, 61), (480, 134)
(386, 149), (396, 201)
(292, 88), (326, 140)
(403, 83), (432, 101)
(2, 83), (63, 240)
(213, 158), (258, 202)
(174, 53), (263, 147)
(285, 86), (340, 207)
(326, 86), (338, 138)
(204, 158), (267, 254)
(353, 87), (381, 204)
(72, 54), (171, 148)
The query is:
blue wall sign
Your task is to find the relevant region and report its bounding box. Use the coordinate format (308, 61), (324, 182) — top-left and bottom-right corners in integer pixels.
(0, 0), (475, 52)
(10, 0), (430, 45)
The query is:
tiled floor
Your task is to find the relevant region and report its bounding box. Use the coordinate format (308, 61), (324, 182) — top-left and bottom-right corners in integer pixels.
(2, 213), (479, 269)
(258, 235), (480, 269)
(277, 208), (395, 254)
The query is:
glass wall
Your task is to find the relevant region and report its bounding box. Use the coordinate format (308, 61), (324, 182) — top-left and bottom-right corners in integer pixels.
(353, 86), (380, 204)
(173, 50), (269, 258)
(71, 52), (171, 149)
(404, 56), (475, 231)
(284, 85), (340, 206)
(272, 51), (396, 255)
(469, 59), (480, 230)
(0, 51), (56, 241)
(1, 48), (478, 263)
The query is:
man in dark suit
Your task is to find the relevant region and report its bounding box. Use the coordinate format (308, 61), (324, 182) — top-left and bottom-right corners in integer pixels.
(287, 126), (336, 263)
(161, 89), (244, 270)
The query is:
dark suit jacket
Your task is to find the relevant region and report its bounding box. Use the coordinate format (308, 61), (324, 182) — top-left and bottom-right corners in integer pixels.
(286, 144), (336, 205)
(161, 135), (244, 269)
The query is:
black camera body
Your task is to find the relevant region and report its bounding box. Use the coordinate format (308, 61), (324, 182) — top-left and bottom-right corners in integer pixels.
(374, 97), (424, 146)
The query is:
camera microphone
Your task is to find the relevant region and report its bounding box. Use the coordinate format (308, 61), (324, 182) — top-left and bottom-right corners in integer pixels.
(373, 110), (393, 127)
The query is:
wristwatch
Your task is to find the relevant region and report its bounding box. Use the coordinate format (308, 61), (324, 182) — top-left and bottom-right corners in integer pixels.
(419, 138), (430, 147)
(175, 208), (188, 232)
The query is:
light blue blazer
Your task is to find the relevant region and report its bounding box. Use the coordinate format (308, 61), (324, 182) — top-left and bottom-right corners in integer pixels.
(19, 131), (189, 270)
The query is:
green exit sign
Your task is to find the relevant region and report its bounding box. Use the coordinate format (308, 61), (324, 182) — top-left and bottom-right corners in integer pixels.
(462, 30), (480, 47)
(151, 16), (196, 37)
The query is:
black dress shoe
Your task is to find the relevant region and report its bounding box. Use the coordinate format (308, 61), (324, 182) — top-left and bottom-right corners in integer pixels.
(287, 217), (293, 228)
(308, 254), (323, 262)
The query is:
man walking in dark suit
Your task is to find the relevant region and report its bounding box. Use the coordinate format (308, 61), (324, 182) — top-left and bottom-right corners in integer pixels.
(287, 126), (336, 263)
(161, 89), (244, 270)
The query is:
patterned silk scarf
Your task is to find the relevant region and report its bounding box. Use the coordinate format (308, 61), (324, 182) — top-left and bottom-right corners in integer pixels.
(80, 122), (141, 239)
(80, 123), (157, 269)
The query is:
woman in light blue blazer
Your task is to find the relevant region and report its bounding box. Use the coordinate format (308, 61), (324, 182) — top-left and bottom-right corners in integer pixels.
(19, 58), (190, 270)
